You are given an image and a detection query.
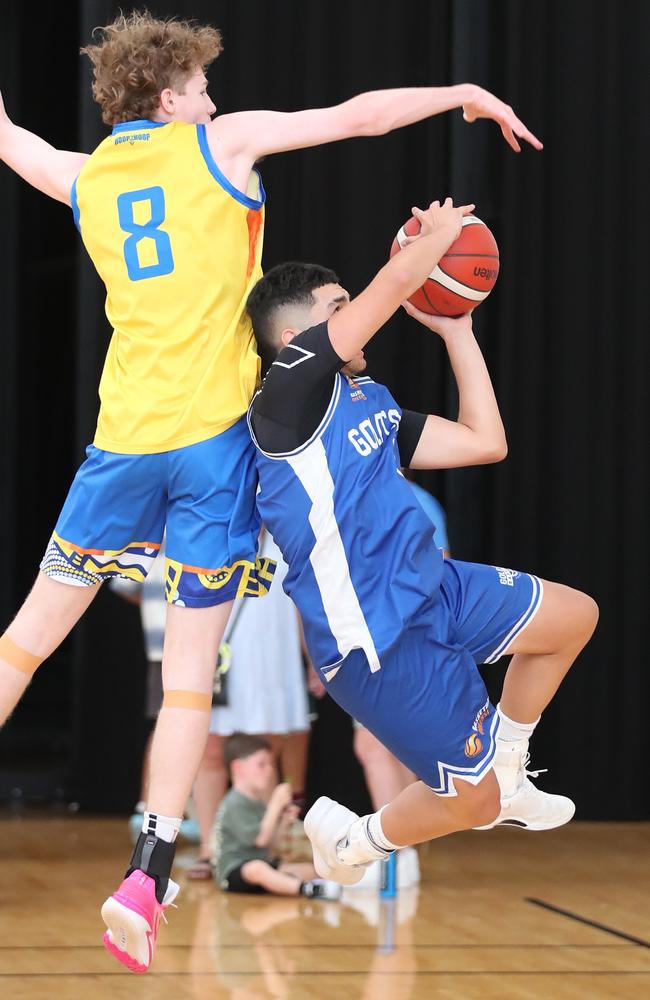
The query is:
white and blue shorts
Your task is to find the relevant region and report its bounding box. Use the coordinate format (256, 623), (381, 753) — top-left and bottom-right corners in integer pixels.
(321, 558), (543, 795)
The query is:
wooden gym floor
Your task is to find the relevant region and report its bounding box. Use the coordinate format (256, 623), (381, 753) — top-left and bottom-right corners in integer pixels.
(0, 815), (649, 999)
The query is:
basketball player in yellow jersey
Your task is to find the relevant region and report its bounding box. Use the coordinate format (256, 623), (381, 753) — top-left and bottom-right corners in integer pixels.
(0, 11), (542, 974)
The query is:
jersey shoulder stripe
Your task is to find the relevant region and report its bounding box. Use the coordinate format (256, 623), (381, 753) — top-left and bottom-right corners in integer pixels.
(248, 374), (342, 460)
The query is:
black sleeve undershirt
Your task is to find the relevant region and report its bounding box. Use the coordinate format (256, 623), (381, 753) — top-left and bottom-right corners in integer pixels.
(397, 409), (428, 468)
(250, 320), (429, 462)
(250, 322), (345, 454)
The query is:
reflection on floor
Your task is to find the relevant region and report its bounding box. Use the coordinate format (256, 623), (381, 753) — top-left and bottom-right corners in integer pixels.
(0, 814), (649, 999)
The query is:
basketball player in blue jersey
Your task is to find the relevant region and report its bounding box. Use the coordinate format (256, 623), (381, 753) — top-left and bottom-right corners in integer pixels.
(246, 198), (599, 883)
(0, 11), (543, 970)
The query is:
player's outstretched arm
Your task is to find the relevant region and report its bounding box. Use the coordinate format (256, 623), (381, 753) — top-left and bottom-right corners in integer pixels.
(0, 91), (88, 205)
(327, 198), (473, 363)
(405, 307), (507, 469)
(209, 83), (542, 166)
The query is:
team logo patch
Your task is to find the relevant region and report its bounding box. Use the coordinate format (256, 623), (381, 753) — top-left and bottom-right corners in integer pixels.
(347, 376), (367, 402)
(465, 733), (483, 758)
(114, 133), (151, 146)
(495, 566), (519, 587)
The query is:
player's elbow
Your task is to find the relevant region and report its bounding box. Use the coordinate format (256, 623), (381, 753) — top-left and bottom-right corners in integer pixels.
(480, 435), (508, 464)
(360, 111), (392, 136)
(383, 257), (422, 300)
(345, 95), (392, 137)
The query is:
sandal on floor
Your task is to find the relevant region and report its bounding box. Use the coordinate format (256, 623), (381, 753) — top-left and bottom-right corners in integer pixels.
(187, 857), (213, 880)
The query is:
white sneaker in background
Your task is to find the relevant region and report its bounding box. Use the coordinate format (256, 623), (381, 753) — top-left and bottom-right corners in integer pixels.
(396, 846), (420, 888)
(301, 878), (342, 900)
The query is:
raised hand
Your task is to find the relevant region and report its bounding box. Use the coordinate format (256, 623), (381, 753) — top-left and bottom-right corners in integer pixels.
(408, 197), (475, 245)
(462, 85), (543, 152)
(270, 781), (293, 810)
(402, 300), (474, 340)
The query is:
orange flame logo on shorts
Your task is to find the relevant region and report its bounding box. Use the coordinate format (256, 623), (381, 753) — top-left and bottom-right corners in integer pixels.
(465, 733), (483, 758)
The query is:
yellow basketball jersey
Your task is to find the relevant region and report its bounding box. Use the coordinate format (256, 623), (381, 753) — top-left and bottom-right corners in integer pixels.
(72, 119), (264, 453)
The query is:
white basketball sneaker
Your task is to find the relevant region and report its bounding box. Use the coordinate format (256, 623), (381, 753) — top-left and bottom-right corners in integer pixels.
(304, 796), (388, 885)
(476, 738), (575, 831)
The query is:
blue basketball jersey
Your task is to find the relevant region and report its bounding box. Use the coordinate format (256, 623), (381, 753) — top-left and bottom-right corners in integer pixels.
(249, 373), (444, 672)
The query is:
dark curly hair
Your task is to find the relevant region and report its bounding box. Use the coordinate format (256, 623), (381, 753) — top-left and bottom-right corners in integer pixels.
(247, 261), (340, 372)
(81, 10), (223, 125)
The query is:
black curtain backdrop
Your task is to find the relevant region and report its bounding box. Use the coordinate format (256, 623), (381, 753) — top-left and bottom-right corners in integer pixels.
(0, 1), (647, 816)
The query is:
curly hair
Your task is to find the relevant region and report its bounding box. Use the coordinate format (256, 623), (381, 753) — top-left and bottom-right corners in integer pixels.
(81, 10), (223, 125)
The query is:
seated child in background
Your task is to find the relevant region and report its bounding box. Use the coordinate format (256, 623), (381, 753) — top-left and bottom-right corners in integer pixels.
(213, 734), (340, 899)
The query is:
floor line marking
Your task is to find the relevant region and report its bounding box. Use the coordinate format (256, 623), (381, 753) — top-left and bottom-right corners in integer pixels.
(2, 971), (650, 979)
(0, 942), (641, 951)
(526, 898), (650, 950)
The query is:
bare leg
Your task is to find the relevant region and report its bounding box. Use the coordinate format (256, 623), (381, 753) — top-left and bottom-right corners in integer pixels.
(0, 573), (100, 724)
(500, 581), (598, 722)
(139, 730), (155, 804)
(147, 601), (232, 817)
(281, 730), (309, 793)
(380, 771), (501, 846)
(239, 859), (302, 896)
(279, 861), (317, 880)
(192, 734), (228, 858)
(353, 727), (416, 809)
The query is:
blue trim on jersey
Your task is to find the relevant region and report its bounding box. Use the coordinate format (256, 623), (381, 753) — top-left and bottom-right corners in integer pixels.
(111, 120), (167, 134)
(430, 711), (501, 795)
(196, 124), (266, 209)
(248, 374), (342, 460)
(482, 575), (543, 663)
(70, 177), (81, 233)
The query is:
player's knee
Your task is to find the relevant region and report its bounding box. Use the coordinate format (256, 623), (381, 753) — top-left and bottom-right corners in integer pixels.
(567, 588), (599, 645)
(242, 860), (266, 884)
(448, 774), (500, 830)
(468, 783), (501, 827)
(455, 774), (501, 828)
(579, 591), (599, 639)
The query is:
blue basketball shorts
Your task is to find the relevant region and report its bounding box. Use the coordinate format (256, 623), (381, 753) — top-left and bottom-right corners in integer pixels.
(321, 558), (543, 795)
(40, 417), (275, 608)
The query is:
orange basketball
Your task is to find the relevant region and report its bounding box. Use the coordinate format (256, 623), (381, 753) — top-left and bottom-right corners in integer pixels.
(390, 214), (499, 316)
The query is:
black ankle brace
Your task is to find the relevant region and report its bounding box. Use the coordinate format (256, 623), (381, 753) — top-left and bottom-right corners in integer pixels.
(127, 832), (176, 903)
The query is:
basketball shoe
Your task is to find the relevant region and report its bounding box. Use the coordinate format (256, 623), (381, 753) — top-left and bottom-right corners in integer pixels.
(304, 796), (389, 885)
(101, 869), (179, 973)
(475, 737), (575, 831)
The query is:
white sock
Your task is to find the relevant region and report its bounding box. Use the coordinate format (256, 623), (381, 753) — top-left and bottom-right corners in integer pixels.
(496, 704), (539, 743)
(367, 807), (404, 852)
(142, 810), (182, 843)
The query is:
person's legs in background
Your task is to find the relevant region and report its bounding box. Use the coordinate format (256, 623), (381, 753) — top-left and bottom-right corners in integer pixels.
(281, 729), (310, 812)
(352, 724), (420, 888)
(187, 733), (229, 878)
(353, 725), (416, 808)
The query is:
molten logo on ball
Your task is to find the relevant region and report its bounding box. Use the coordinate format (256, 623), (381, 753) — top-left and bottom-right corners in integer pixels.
(390, 212), (500, 317)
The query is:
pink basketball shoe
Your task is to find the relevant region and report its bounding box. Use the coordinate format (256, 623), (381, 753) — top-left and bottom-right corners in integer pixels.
(101, 869), (179, 974)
